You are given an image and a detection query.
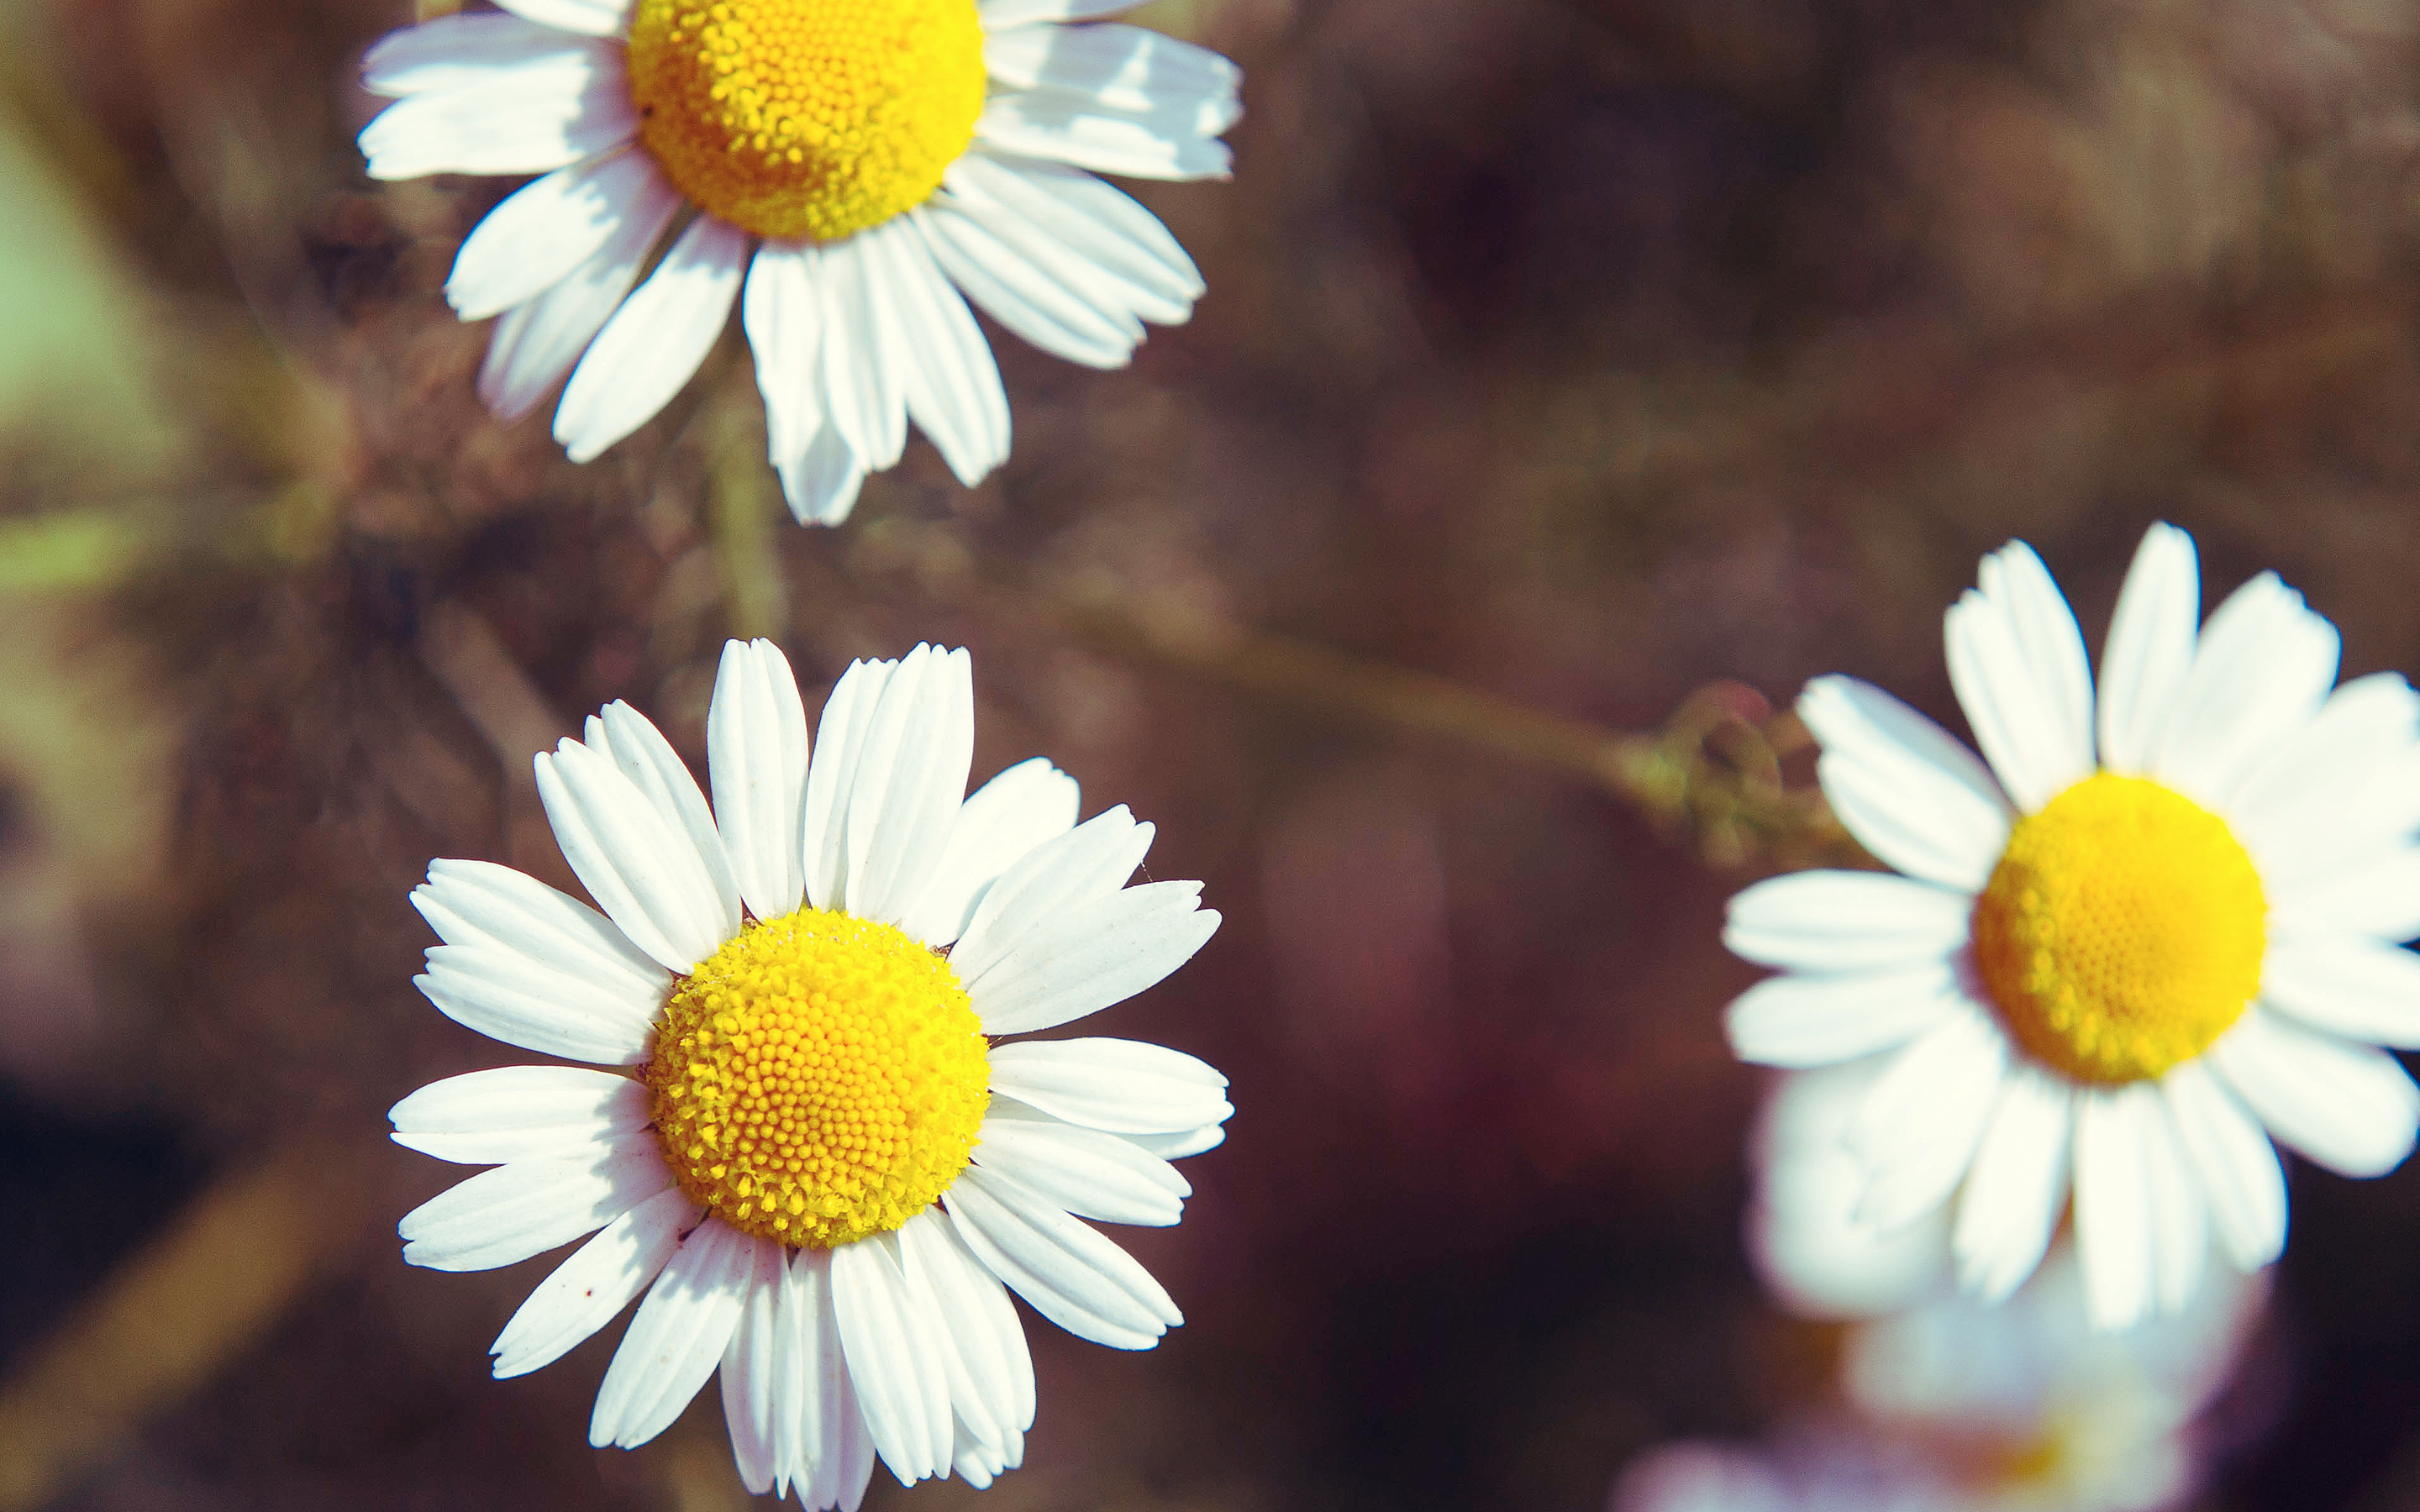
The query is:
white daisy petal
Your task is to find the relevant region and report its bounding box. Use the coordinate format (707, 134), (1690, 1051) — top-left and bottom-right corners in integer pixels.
(950, 152), (1205, 312)
(944, 1163), (1180, 1349)
(1722, 870), (1973, 974)
(895, 1236), (1007, 1461)
(949, 805), (1155, 981)
(965, 881), (1220, 1035)
(2261, 937), (2420, 1047)
(777, 428), (869, 527)
(2152, 571), (2342, 807)
(818, 234), (913, 470)
(491, 1186), (697, 1378)
(415, 941), (658, 1065)
(2137, 1089), (2210, 1316)
(591, 1216), (754, 1449)
(919, 196), (1141, 370)
(830, 646), (976, 923)
(741, 244), (871, 527)
(870, 221), (1013, 489)
(927, 1212), (1035, 1430)
(447, 150), (660, 322)
(1944, 540), (2096, 811)
(1723, 962), (1964, 1070)
(976, 90), (1233, 181)
(535, 738), (726, 972)
(2074, 1088), (2160, 1330)
(930, 154), (1186, 337)
(951, 1423), (1022, 1490)
(986, 1038), (1232, 1133)
(2267, 843), (2420, 942)
(496, 0), (633, 35)
(1845, 1003), (2010, 1230)
(719, 1235), (786, 1495)
(400, 1141), (674, 1272)
(2209, 1006), (2420, 1177)
(1798, 676), (2012, 890)
(708, 638), (813, 921)
(979, 0), (1140, 28)
(2076, 1074), (2228, 1328)
(412, 856), (668, 1000)
(897, 757), (1081, 950)
(803, 657), (901, 911)
(360, 41), (633, 180)
(2230, 673), (2420, 888)
(1749, 1059), (1956, 1319)
(830, 1234), (955, 1485)
(555, 214), (750, 463)
(742, 242), (823, 459)
(389, 1065), (650, 1165)
(973, 1104), (1190, 1226)
(588, 700), (744, 937)
(1118, 1123), (1226, 1159)
(361, 13), (581, 97)
(773, 1250), (879, 1512)
(478, 166), (682, 420)
(984, 25), (1240, 142)
(2096, 522), (2201, 776)
(2161, 1059), (2286, 1272)
(898, 1210), (1034, 1455)
(1950, 1064), (2070, 1305)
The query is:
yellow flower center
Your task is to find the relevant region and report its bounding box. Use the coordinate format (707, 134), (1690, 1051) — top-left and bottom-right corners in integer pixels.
(1971, 773), (2265, 1084)
(644, 906), (989, 1247)
(624, 0), (986, 243)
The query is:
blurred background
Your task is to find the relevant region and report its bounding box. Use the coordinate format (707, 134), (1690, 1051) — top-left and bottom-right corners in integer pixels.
(5, 0), (2420, 1507)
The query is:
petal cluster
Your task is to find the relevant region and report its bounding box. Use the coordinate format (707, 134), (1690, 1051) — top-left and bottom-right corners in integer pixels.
(1727, 523), (2420, 1327)
(394, 638), (1227, 1503)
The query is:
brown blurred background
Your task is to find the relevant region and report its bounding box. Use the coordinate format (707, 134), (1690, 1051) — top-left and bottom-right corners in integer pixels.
(6, 0), (2420, 1507)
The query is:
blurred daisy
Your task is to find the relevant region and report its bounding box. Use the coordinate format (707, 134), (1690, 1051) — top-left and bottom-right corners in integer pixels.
(1607, 1238), (2265, 1509)
(1618, 1227), (2264, 1512)
(1745, 1057), (1954, 1320)
(1726, 522), (2420, 1327)
(392, 639), (1227, 1503)
(358, 1), (1239, 525)
(1839, 1244), (2264, 1512)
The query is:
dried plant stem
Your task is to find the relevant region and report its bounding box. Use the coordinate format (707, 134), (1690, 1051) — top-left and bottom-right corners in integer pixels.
(853, 521), (1858, 869)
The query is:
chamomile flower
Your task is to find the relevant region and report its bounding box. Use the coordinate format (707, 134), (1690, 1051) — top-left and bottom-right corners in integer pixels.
(357, 0), (1239, 525)
(392, 639), (1227, 1503)
(1621, 1208), (2264, 1512)
(1725, 522), (2420, 1327)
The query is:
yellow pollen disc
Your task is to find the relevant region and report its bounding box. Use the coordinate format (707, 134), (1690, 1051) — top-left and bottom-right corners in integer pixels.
(1971, 772), (2266, 1084)
(625, 0), (986, 242)
(643, 907), (988, 1247)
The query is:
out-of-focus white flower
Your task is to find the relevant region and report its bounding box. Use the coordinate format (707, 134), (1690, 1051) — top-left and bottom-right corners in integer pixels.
(1726, 522), (2420, 1326)
(1613, 1242), (2261, 1512)
(1613, 1437), (1959, 1512)
(1843, 1247), (2265, 1511)
(1747, 1058), (1952, 1320)
(1700, 1057), (2270, 1512)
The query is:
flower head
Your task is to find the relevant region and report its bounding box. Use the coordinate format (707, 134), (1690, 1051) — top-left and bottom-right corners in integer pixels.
(358, 0), (1240, 525)
(1726, 523), (2420, 1327)
(393, 639), (1227, 1500)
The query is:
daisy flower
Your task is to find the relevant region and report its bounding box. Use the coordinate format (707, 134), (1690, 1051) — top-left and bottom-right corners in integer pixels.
(1724, 522), (2420, 1327)
(392, 638), (1227, 1503)
(1622, 1230), (2265, 1512)
(357, 0), (1239, 525)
